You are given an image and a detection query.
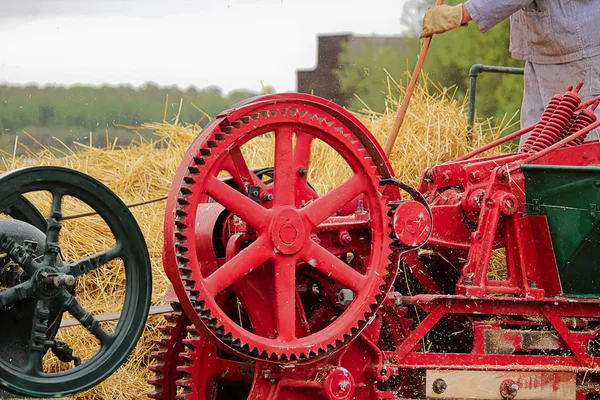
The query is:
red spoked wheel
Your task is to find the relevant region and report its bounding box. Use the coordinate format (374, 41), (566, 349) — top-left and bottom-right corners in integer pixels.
(164, 95), (396, 362)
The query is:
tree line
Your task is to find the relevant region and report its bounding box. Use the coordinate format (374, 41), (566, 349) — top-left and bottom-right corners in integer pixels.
(0, 83), (260, 135)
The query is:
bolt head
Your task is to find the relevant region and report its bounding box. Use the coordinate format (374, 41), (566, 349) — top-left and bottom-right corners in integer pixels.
(339, 232), (352, 245)
(59, 275), (76, 288)
(336, 289), (355, 307)
(470, 170), (482, 182)
(262, 193), (274, 202)
(432, 378), (447, 394)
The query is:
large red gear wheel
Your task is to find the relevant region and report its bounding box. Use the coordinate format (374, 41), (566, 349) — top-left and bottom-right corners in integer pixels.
(164, 94), (397, 362)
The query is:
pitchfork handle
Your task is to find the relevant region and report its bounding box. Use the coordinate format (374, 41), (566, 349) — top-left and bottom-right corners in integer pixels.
(383, 0), (445, 157)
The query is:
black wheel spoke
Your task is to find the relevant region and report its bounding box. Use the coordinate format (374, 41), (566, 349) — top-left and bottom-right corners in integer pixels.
(44, 190), (65, 267)
(0, 279), (35, 308)
(0, 232), (42, 276)
(61, 291), (112, 344)
(24, 298), (53, 375)
(62, 247), (121, 277)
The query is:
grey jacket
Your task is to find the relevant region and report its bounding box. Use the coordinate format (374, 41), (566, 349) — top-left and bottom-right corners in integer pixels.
(465, 0), (600, 64)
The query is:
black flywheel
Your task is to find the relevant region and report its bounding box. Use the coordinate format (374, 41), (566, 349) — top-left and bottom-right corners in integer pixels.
(0, 166), (151, 397)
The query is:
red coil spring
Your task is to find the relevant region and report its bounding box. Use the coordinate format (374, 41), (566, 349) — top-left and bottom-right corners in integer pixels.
(529, 83), (583, 153)
(564, 101), (599, 147)
(520, 92), (564, 152)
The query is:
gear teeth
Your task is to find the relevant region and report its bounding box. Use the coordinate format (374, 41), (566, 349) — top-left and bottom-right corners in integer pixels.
(192, 157), (205, 165)
(147, 305), (190, 400)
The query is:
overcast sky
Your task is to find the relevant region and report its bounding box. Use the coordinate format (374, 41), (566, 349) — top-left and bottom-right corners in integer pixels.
(0, 0), (410, 93)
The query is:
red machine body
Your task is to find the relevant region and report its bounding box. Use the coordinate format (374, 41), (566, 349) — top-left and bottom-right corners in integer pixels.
(152, 87), (600, 399)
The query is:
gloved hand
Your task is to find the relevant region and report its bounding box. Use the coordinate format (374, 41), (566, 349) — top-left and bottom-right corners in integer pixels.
(420, 4), (466, 38)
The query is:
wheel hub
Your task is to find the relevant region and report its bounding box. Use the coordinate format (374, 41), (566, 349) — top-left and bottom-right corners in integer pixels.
(270, 208), (306, 255)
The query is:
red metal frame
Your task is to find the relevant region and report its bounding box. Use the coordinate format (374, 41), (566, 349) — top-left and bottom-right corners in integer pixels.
(160, 90), (600, 399)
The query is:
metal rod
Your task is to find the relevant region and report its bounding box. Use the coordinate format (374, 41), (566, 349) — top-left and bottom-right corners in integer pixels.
(467, 64), (524, 134)
(383, 0), (445, 157)
(580, 95), (600, 109)
(456, 123), (535, 161)
(59, 304), (174, 328)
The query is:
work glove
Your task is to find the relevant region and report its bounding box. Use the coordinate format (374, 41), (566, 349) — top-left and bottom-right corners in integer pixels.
(420, 4), (464, 38)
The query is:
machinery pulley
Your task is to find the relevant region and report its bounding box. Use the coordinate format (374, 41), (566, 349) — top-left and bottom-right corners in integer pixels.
(0, 166), (152, 398)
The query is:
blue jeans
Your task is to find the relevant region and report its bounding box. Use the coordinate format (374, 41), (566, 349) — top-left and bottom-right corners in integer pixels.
(520, 54), (600, 147)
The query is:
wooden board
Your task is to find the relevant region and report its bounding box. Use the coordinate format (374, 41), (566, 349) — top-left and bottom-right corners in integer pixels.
(426, 370), (575, 399)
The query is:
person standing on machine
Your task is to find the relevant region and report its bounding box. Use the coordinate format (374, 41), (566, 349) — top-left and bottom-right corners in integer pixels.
(419, 0), (600, 146)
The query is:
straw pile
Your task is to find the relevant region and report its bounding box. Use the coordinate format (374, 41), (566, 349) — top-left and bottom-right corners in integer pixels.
(0, 80), (511, 399)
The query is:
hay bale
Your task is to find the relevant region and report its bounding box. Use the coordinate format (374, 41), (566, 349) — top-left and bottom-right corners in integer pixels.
(0, 81), (510, 399)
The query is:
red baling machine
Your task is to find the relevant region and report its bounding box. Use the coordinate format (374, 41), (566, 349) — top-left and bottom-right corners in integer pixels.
(152, 85), (600, 400)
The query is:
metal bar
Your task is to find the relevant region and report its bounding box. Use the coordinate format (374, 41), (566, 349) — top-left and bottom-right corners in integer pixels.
(398, 294), (600, 317)
(467, 64), (525, 134)
(456, 124), (534, 161)
(393, 303), (447, 362)
(59, 304), (174, 328)
(541, 306), (593, 367)
(395, 353), (592, 372)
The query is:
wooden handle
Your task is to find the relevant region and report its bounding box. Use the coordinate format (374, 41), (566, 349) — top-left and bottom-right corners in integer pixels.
(383, 0), (445, 157)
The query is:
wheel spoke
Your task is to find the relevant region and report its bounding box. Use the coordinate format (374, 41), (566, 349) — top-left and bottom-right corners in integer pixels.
(301, 176), (364, 227)
(0, 279), (35, 308)
(61, 291), (112, 344)
(304, 241), (365, 292)
(293, 131), (315, 169)
(273, 126), (296, 206)
(205, 236), (272, 295)
(24, 298), (53, 374)
(62, 247), (120, 277)
(0, 232), (42, 276)
(204, 175), (269, 231)
(274, 256), (296, 341)
(295, 290), (311, 337)
(44, 190), (64, 266)
(226, 147), (261, 195)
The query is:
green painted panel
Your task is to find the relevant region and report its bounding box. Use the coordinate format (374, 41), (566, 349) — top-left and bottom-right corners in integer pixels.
(522, 164), (600, 296)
